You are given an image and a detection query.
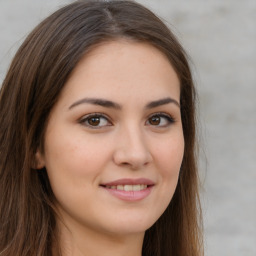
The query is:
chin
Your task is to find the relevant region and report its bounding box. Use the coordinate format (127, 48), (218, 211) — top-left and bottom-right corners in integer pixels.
(102, 215), (157, 236)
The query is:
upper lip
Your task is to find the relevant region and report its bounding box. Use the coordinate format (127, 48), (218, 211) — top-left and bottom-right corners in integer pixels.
(101, 178), (155, 186)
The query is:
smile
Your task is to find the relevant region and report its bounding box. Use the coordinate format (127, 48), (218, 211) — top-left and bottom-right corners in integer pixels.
(105, 184), (148, 191)
(100, 178), (154, 201)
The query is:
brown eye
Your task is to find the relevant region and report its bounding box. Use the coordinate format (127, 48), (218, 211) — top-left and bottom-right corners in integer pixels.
(80, 114), (111, 128)
(149, 115), (161, 125)
(146, 113), (175, 127)
(88, 117), (100, 126)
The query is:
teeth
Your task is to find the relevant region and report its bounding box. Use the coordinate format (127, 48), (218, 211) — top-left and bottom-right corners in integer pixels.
(124, 185), (132, 191)
(140, 184), (147, 190)
(133, 185), (141, 191)
(106, 185), (148, 191)
(117, 185), (123, 190)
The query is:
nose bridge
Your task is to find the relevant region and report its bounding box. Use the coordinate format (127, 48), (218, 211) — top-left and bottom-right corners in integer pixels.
(113, 122), (152, 169)
(124, 123), (146, 152)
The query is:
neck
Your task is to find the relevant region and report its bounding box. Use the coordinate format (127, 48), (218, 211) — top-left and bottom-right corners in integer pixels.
(53, 218), (144, 256)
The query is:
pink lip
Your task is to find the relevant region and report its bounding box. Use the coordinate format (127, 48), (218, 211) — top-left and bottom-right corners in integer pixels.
(101, 178), (154, 186)
(100, 178), (154, 202)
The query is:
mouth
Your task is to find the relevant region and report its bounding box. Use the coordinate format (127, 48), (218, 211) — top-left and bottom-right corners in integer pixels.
(103, 184), (149, 191)
(100, 178), (154, 201)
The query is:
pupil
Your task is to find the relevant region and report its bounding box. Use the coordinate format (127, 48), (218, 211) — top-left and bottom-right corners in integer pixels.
(89, 117), (100, 126)
(150, 116), (160, 125)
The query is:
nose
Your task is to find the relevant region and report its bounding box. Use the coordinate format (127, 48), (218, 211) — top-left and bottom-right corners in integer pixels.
(113, 126), (153, 170)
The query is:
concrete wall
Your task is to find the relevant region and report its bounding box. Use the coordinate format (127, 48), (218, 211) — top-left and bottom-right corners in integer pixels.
(0, 1), (255, 255)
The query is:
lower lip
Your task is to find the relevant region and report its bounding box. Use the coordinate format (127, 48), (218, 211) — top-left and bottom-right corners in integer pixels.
(102, 186), (153, 201)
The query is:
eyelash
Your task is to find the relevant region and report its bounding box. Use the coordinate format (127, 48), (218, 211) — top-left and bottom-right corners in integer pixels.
(79, 112), (175, 129)
(146, 112), (175, 127)
(79, 113), (112, 129)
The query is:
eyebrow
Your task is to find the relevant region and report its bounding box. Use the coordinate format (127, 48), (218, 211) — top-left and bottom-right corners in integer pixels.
(69, 98), (122, 110)
(68, 97), (180, 110)
(145, 97), (180, 109)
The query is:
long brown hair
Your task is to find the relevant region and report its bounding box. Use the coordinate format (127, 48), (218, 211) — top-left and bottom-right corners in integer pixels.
(0, 1), (203, 255)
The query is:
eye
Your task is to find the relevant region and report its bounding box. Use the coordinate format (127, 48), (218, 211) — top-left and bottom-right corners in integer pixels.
(80, 113), (112, 128)
(146, 113), (175, 127)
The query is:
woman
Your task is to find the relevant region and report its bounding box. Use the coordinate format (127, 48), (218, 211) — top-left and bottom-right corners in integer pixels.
(0, 1), (203, 255)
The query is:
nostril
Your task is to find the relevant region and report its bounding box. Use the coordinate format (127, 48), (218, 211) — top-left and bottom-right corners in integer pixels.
(121, 162), (130, 166)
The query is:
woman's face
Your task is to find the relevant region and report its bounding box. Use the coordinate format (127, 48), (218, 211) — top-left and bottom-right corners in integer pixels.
(37, 40), (184, 237)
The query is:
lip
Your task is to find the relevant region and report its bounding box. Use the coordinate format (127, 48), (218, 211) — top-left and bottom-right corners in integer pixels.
(101, 178), (154, 186)
(100, 178), (154, 202)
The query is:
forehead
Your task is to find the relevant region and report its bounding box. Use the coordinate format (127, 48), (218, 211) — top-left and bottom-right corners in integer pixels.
(60, 39), (180, 106)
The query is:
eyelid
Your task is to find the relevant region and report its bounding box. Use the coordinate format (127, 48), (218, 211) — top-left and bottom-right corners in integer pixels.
(146, 112), (175, 126)
(79, 112), (113, 128)
(78, 111), (175, 129)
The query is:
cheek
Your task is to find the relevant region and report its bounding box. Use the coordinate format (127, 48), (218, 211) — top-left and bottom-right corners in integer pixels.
(144, 134), (184, 223)
(44, 130), (111, 178)
(43, 132), (113, 209)
(153, 133), (184, 199)
(154, 134), (184, 175)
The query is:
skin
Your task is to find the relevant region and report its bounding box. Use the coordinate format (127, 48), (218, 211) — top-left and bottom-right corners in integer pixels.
(36, 40), (184, 256)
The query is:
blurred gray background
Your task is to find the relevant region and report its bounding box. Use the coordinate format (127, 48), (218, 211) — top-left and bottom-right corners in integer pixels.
(0, 0), (255, 255)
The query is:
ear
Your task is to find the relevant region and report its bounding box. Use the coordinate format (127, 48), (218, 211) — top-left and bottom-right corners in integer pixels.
(33, 150), (45, 169)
